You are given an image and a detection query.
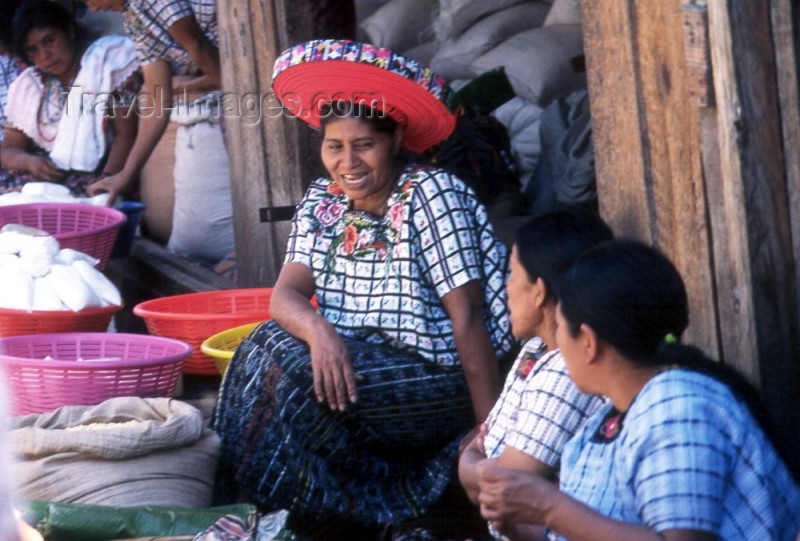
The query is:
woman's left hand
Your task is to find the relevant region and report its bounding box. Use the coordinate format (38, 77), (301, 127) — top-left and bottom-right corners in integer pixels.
(476, 458), (557, 525)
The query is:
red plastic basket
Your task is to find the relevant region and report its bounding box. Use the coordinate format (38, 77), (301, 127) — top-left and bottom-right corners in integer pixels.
(0, 203), (126, 270)
(0, 304), (119, 337)
(0, 332), (192, 415)
(133, 288), (274, 375)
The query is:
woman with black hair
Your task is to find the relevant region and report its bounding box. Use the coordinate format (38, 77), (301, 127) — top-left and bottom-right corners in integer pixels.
(475, 240), (800, 540)
(458, 210), (612, 540)
(0, 0), (139, 194)
(215, 40), (515, 539)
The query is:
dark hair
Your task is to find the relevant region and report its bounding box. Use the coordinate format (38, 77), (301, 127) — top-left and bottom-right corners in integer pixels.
(559, 239), (796, 480)
(559, 240), (688, 361)
(318, 101), (400, 136)
(12, 0), (77, 63)
(513, 210), (613, 303)
(0, 0), (21, 50)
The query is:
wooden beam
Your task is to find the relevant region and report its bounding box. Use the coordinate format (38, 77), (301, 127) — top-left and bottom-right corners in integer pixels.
(772, 0), (800, 367)
(219, 0), (324, 288)
(219, 0), (273, 287)
(581, 0), (653, 241)
(632, 0), (717, 356)
(582, 0), (718, 356)
(707, 0), (800, 434)
(703, 0), (758, 383)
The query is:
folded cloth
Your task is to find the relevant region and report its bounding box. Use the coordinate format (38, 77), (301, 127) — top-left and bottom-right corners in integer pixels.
(192, 510), (293, 541)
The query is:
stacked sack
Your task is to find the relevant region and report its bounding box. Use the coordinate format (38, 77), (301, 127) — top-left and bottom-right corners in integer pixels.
(357, 0), (585, 192)
(0, 225), (122, 313)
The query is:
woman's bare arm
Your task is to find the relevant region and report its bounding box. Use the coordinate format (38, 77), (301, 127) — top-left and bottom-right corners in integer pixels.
(270, 262), (358, 411)
(442, 280), (501, 422)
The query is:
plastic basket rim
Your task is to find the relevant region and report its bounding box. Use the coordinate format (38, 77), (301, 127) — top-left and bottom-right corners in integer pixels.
(0, 202), (127, 239)
(0, 332), (193, 368)
(201, 321), (263, 360)
(0, 303), (122, 317)
(133, 288), (273, 321)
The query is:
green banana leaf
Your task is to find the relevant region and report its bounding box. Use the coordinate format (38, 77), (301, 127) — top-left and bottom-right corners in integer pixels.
(21, 501), (256, 541)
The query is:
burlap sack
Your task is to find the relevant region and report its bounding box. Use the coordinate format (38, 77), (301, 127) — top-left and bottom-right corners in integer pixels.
(167, 94), (235, 263)
(492, 96), (544, 191)
(360, 0), (437, 52)
(433, 0), (528, 43)
(9, 397), (220, 509)
(139, 121), (177, 243)
(430, 2), (551, 80)
(470, 24), (586, 107)
(543, 0), (582, 26)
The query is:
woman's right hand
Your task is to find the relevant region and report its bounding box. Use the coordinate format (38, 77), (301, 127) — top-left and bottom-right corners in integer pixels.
(26, 155), (63, 181)
(86, 171), (131, 206)
(477, 459), (558, 526)
(308, 324), (358, 411)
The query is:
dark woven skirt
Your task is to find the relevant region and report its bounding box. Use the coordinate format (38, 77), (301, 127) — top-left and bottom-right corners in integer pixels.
(214, 321), (473, 530)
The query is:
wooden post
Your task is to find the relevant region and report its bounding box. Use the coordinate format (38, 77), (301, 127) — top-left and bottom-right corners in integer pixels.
(582, 0), (800, 462)
(707, 0), (800, 431)
(218, 0), (324, 288)
(581, 0), (719, 357)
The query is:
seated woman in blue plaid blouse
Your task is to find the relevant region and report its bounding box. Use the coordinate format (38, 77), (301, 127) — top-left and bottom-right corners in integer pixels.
(474, 240), (800, 541)
(459, 211), (612, 540)
(214, 41), (516, 538)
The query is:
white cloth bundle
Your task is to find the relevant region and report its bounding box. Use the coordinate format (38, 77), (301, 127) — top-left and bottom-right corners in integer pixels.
(18, 236), (60, 277)
(72, 260), (122, 307)
(44, 264), (102, 312)
(0, 265), (33, 311)
(0, 232), (121, 312)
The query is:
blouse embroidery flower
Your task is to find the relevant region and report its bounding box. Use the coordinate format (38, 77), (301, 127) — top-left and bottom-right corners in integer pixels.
(592, 408), (626, 443)
(314, 175), (416, 275)
(516, 353), (538, 379)
(343, 224), (358, 254)
(314, 199), (346, 228)
(515, 340), (548, 379)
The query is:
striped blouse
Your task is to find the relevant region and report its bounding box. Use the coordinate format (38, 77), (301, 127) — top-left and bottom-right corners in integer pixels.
(555, 369), (800, 540)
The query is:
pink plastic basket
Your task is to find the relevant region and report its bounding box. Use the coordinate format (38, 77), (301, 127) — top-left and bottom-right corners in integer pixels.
(0, 332), (192, 415)
(0, 203), (126, 269)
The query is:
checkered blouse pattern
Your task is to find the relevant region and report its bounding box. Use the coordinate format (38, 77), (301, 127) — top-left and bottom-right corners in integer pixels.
(484, 340), (605, 466)
(0, 55), (23, 143)
(285, 165), (514, 367)
(124, 0), (218, 67)
(556, 369), (800, 540)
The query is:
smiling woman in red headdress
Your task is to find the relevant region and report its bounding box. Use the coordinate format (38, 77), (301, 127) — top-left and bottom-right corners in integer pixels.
(214, 40), (515, 538)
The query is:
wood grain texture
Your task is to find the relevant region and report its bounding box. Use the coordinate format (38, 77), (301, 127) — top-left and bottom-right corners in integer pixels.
(219, 0), (323, 287)
(704, 0), (758, 383)
(582, 0), (718, 356)
(706, 0), (800, 448)
(219, 0), (274, 287)
(682, 2), (714, 107)
(732, 0), (797, 419)
(633, 0), (717, 356)
(772, 0), (800, 364)
(581, 0), (653, 241)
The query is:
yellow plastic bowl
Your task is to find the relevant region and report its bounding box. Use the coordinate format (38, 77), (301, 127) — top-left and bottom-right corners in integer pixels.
(200, 321), (262, 375)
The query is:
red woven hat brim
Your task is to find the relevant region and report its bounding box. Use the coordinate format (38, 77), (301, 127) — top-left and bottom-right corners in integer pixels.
(273, 61), (455, 153)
